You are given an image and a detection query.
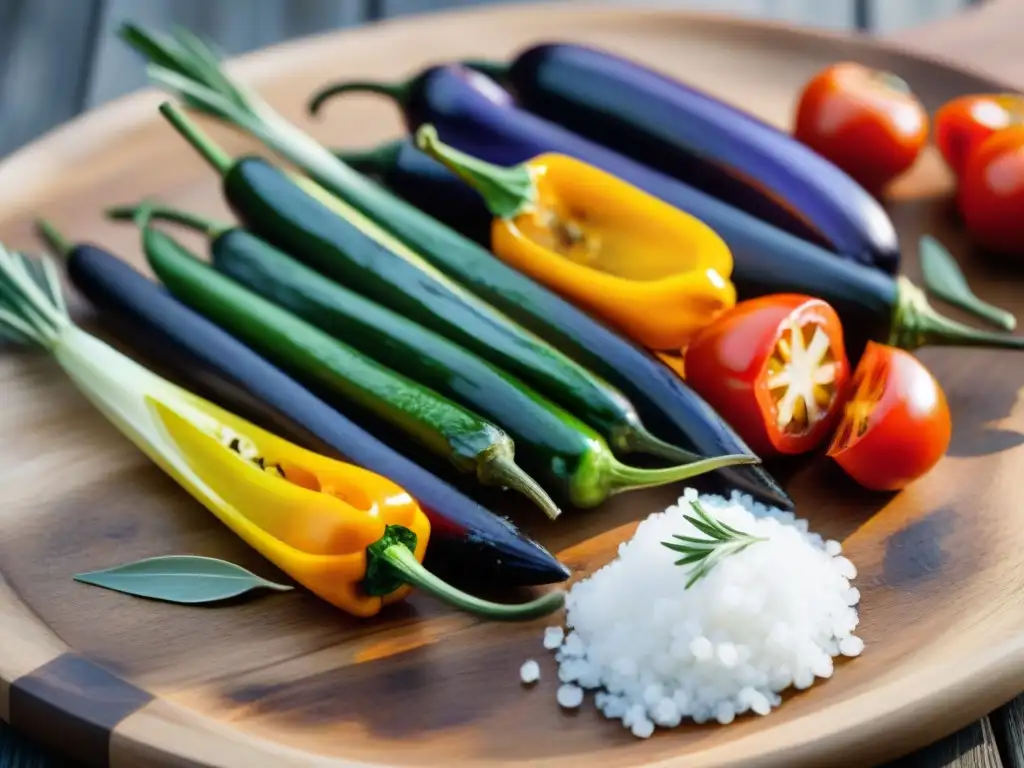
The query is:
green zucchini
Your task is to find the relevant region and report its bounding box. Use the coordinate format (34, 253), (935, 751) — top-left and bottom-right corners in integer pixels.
(132, 206), (562, 520)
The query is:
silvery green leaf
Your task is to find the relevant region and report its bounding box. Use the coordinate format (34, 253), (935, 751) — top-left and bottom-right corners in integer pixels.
(74, 555), (293, 604)
(920, 235), (1016, 331)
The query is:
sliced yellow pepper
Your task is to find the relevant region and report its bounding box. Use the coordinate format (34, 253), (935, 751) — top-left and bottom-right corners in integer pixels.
(416, 125), (736, 352)
(145, 392), (563, 620)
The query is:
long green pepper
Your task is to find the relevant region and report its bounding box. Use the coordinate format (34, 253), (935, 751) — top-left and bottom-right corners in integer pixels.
(112, 203), (756, 508)
(130, 206), (564, 519)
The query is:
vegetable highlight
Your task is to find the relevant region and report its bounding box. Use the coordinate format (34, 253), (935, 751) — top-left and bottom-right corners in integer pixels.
(414, 124), (737, 351)
(116, 21), (793, 512)
(40, 219), (569, 587)
(0, 242), (563, 620)
(128, 204), (561, 520)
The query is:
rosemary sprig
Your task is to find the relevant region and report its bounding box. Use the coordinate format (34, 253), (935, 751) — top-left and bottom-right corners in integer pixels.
(662, 499), (767, 589)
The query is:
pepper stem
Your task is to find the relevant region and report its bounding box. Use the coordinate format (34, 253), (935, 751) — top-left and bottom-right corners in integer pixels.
(891, 276), (1024, 351)
(308, 79), (412, 117)
(613, 426), (705, 465)
(105, 203), (230, 239)
(158, 101), (233, 176)
(414, 124), (537, 219)
(601, 453), (760, 502)
(368, 527), (565, 620)
(461, 59), (512, 81)
(478, 451), (562, 521)
(35, 219), (73, 258)
(332, 139), (404, 176)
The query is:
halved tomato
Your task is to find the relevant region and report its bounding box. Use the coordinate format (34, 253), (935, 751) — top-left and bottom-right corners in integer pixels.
(683, 294), (851, 457)
(827, 342), (951, 491)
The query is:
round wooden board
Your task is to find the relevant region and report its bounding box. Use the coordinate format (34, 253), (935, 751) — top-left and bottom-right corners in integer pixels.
(0, 3), (1022, 767)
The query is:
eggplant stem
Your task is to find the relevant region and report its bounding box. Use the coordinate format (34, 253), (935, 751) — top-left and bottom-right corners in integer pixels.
(893, 277), (1024, 351)
(479, 453), (562, 521)
(158, 101), (233, 176)
(333, 140), (405, 176)
(415, 124), (536, 220)
(35, 219), (73, 259)
(106, 204), (230, 239)
(308, 79), (411, 117)
(614, 426), (706, 465)
(380, 543), (565, 620)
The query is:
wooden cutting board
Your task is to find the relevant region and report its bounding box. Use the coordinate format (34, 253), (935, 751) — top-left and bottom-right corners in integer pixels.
(0, 3), (1022, 767)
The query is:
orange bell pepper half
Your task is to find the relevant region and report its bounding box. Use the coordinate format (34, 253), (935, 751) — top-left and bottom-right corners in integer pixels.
(415, 125), (736, 352)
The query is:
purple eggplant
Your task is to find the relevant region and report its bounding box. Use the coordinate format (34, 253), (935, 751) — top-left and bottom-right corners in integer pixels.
(314, 66), (1024, 364)
(312, 46), (900, 275)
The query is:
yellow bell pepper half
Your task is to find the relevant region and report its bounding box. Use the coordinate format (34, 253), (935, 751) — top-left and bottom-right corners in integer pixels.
(416, 125), (736, 352)
(147, 393), (564, 621)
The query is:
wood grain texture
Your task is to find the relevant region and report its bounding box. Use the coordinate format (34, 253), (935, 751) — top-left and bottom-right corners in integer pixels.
(0, 0), (102, 158)
(886, 718), (1003, 768)
(994, 698), (1024, 768)
(0, 3), (1017, 768)
(84, 0), (369, 109)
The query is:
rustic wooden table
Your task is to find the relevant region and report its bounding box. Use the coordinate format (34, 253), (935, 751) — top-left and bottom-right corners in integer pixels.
(0, 0), (1018, 765)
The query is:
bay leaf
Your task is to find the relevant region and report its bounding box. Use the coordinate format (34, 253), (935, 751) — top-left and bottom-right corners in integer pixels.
(74, 555), (293, 605)
(919, 235), (1016, 331)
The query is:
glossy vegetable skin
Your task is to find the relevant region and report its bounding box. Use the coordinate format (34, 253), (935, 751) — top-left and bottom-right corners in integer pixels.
(134, 211), (570, 519)
(683, 295), (851, 457)
(415, 125), (736, 351)
(957, 127), (1024, 258)
(794, 62), (929, 194)
(50, 232), (569, 587)
(158, 105), (723, 479)
(935, 93), (1024, 178)
(115, 208), (754, 509)
(437, 43), (900, 272)
(827, 342), (951, 491)
(150, 388), (563, 619)
(317, 70), (1024, 364)
(119, 28), (792, 513)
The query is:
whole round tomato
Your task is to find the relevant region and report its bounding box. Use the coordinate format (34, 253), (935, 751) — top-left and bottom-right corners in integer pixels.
(935, 93), (1024, 178)
(683, 294), (851, 457)
(827, 342), (951, 491)
(793, 62), (929, 194)
(957, 126), (1024, 257)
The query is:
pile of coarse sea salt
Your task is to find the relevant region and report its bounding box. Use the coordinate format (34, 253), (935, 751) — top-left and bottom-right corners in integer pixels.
(521, 488), (863, 739)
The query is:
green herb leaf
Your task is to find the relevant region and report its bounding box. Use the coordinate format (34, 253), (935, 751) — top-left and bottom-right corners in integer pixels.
(919, 235), (1016, 331)
(662, 499), (767, 589)
(74, 555), (293, 604)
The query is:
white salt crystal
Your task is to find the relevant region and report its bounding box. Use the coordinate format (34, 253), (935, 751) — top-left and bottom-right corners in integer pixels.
(557, 684), (584, 709)
(519, 660), (540, 685)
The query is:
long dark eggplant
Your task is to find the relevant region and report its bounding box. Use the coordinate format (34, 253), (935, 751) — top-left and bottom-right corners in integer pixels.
(314, 65), (1024, 362)
(37, 222), (570, 588)
(434, 42), (901, 273)
(119, 22), (794, 511)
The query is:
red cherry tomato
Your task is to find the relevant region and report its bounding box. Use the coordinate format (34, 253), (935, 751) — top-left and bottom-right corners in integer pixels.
(794, 62), (929, 194)
(957, 126), (1024, 257)
(683, 294), (851, 457)
(827, 342), (951, 491)
(935, 93), (1024, 178)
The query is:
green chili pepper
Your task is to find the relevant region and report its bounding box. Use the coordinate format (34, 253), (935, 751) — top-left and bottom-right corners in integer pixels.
(118, 204), (756, 509)
(129, 205), (564, 519)
(150, 101), (710, 471)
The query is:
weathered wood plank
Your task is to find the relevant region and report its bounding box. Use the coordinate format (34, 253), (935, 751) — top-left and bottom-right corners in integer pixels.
(0, 0), (103, 158)
(84, 0), (369, 109)
(869, 0), (969, 34)
(382, 0), (855, 30)
(992, 695), (1024, 768)
(886, 717), (1003, 768)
